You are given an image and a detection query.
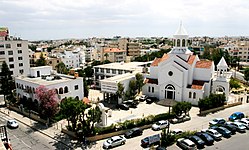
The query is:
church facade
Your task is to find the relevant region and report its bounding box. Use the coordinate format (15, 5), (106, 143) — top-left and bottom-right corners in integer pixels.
(142, 24), (230, 105)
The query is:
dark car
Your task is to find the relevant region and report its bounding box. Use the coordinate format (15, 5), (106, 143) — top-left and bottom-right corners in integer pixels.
(187, 135), (205, 149)
(117, 103), (129, 110)
(195, 132), (214, 146)
(124, 127), (143, 138)
(146, 97), (158, 104)
(220, 124), (236, 134)
(229, 112), (245, 121)
(139, 95), (148, 102)
(123, 100), (138, 108)
(213, 127), (232, 138)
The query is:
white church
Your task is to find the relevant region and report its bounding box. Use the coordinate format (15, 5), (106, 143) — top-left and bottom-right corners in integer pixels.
(142, 23), (231, 105)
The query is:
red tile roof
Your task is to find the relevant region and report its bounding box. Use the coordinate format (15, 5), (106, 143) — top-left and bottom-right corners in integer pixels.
(191, 80), (207, 90)
(187, 55), (196, 65)
(0, 31), (8, 37)
(151, 54), (169, 66)
(104, 48), (126, 53)
(82, 97), (91, 104)
(144, 78), (158, 85)
(195, 60), (213, 69)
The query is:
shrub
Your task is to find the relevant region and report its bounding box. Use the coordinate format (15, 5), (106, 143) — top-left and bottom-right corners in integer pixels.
(95, 124), (116, 135)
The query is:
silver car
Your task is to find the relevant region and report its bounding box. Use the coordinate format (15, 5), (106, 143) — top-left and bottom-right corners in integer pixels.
(7, 119), (18, 128)
(103, 135), (126, 149)
(152, 120), (169, 131)
(177, 138), (197, 150)
(205, 129), (222, 140)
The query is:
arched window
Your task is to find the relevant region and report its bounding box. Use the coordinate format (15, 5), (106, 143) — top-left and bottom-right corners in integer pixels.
(189, 92), (192, 98)
(173, 39), (176, 46)
(75, 96), (79, 100)
(59, 87), (63, 94)
(64, 86), (68, 93)
(177, 39), (180, 47)
(55, 89), (58, 94)
(182, 39), (186, 47)
(193, 92), (196, 99)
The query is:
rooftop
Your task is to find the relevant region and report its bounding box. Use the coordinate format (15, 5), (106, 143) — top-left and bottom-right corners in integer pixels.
(104, 48), (126, 53)
(195, 60), (213, 69)
(100, 73), (134, 83)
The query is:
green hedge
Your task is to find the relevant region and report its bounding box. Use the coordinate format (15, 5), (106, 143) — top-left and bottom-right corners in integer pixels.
(95, 112), (174, 135)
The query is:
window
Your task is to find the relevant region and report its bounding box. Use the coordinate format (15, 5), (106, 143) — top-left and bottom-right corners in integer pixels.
(148, 86), (151, 92)
(112, 69), (116, 74)
(177, 39), (180, 47)
(8, 51), (13, 55)
(189, 92), (192, 98)
(0, 44), (4, 48)
(19, 69), (24, 74)
(10, 71), (13, 75)
(168, 71), (173, 76)
(5, 44), (11, 48)
(17, 43), (22, 47)
(19, 63), (23, 67)
(100, 68), (104, 73)
(9, 57), (14, 62)
(182, 39), (186, 47)
(74, 85), (79, 90)
(118, 70), (122, 74)
(106, 69), (110, 73)
(0, 51), (4, 55)
(193, 92), (196, 99)
(18, 57), (23, 60)
(18, 50), (22, 54)
(9, 64), (14, 68)
(152, 87), (154, 93)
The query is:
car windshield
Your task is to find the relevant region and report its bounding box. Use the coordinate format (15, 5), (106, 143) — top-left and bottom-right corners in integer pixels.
(156, 122), (162, 125)
(238, 124), (244, 128)
(213, 119), (218, 122)
(107, 138), (113, 144)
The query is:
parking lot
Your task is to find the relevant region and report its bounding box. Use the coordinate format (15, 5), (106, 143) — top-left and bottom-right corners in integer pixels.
(105, 100), (169, 126)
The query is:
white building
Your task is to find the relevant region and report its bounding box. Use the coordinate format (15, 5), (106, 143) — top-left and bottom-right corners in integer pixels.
(15, 66), (84, 102)
(0, 27), (30, 77)
(93, 61), (151, 89)
(142, 23), (230, 105)
(59, 50), (80, 69)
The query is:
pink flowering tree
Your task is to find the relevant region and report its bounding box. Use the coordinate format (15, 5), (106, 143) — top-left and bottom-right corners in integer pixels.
(35, 85), (59, 122)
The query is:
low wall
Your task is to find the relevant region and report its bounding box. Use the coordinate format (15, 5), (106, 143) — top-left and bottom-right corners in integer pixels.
(62, 124), (152, 142)
(199, 101), (242, 116)
(8, 105), (47, 124)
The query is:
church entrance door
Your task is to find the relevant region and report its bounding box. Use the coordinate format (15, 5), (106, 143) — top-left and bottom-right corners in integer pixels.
(165, 84), (175, 99)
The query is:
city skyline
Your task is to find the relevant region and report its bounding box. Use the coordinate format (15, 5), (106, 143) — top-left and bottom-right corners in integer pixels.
(0, 0), (249, 40)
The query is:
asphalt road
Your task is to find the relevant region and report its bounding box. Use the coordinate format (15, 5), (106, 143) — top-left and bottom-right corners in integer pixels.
(0, 113), (71, 150)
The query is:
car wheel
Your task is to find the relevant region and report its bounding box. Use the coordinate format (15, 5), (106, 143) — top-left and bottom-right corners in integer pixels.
(121, 142), (125, 145)
(108, 145), (112, 149)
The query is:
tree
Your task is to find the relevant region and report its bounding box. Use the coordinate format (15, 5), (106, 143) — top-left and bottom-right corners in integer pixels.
(0, 61), (15, 105)
(116, 82), (124, 99)
(128, 80), (137, 99)
(35, 85), (59, 122)
(55, 62), (67, 74)
(135, 73), (144, 93)
(28, 44), (37, 51)
(86, 106), (102, 135)
(104, 53), (109, 60)
(60, 97), (87, 131)
(84, 66), (93, 78)
(36, 53), (46, 66)
(244, 68), (249, 82)
(229, 78), (241, 89)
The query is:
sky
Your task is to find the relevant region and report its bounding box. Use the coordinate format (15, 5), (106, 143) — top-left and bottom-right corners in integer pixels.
(0, 0), (249, 40)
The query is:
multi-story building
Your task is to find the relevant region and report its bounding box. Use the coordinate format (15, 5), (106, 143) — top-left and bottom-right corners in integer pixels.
(59, 50), (80, 69)
(29, 51), (48, 67)
(15, 66), (84, 102)
(93, 61), (151, 89)
(102, 48), (126, 62)
(0, 27), (30, 76)
(228, 40), (249, 62)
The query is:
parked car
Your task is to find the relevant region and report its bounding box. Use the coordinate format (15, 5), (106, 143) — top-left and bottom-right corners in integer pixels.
(116, 103), (129, 110)
(227, 122), (246, 133)
(229, 112), (245, 121)
(186, 135), (205, 149)
(102, 135), (126, 149)
(123, 100), (138, 108)
(235, 119), (249, 129)
(146, 97), (158, 104)
(177, 138), (197, 150)
(202, 129), (222, 141)
(7, 119), (19, 128)
(212, 126), (232, 138)
(220, 124), (237, 134)
(141, 134), (160, 148)
(241, 118), (249, 122)
(152, 120), (169, 131)
(209, 118), (226, 126)
(124, 127), (143, 138)
(139, 95), (148, 102)
(170, 129), (183, 135)
(195, 132), (214, 145)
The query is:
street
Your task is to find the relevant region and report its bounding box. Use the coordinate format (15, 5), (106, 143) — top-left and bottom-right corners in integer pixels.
(0, 113), (71, 150)
(91, 103), (249, 150)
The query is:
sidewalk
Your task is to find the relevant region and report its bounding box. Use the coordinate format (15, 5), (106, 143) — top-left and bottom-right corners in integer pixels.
(0, 107), (82, 150)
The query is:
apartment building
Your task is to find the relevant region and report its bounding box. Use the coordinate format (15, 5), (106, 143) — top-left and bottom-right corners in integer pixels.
(15, 66), (84, 101)
(0, 27), (30, 76)
(102, 48), (126, 62)
(228, 40), (249, 62)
